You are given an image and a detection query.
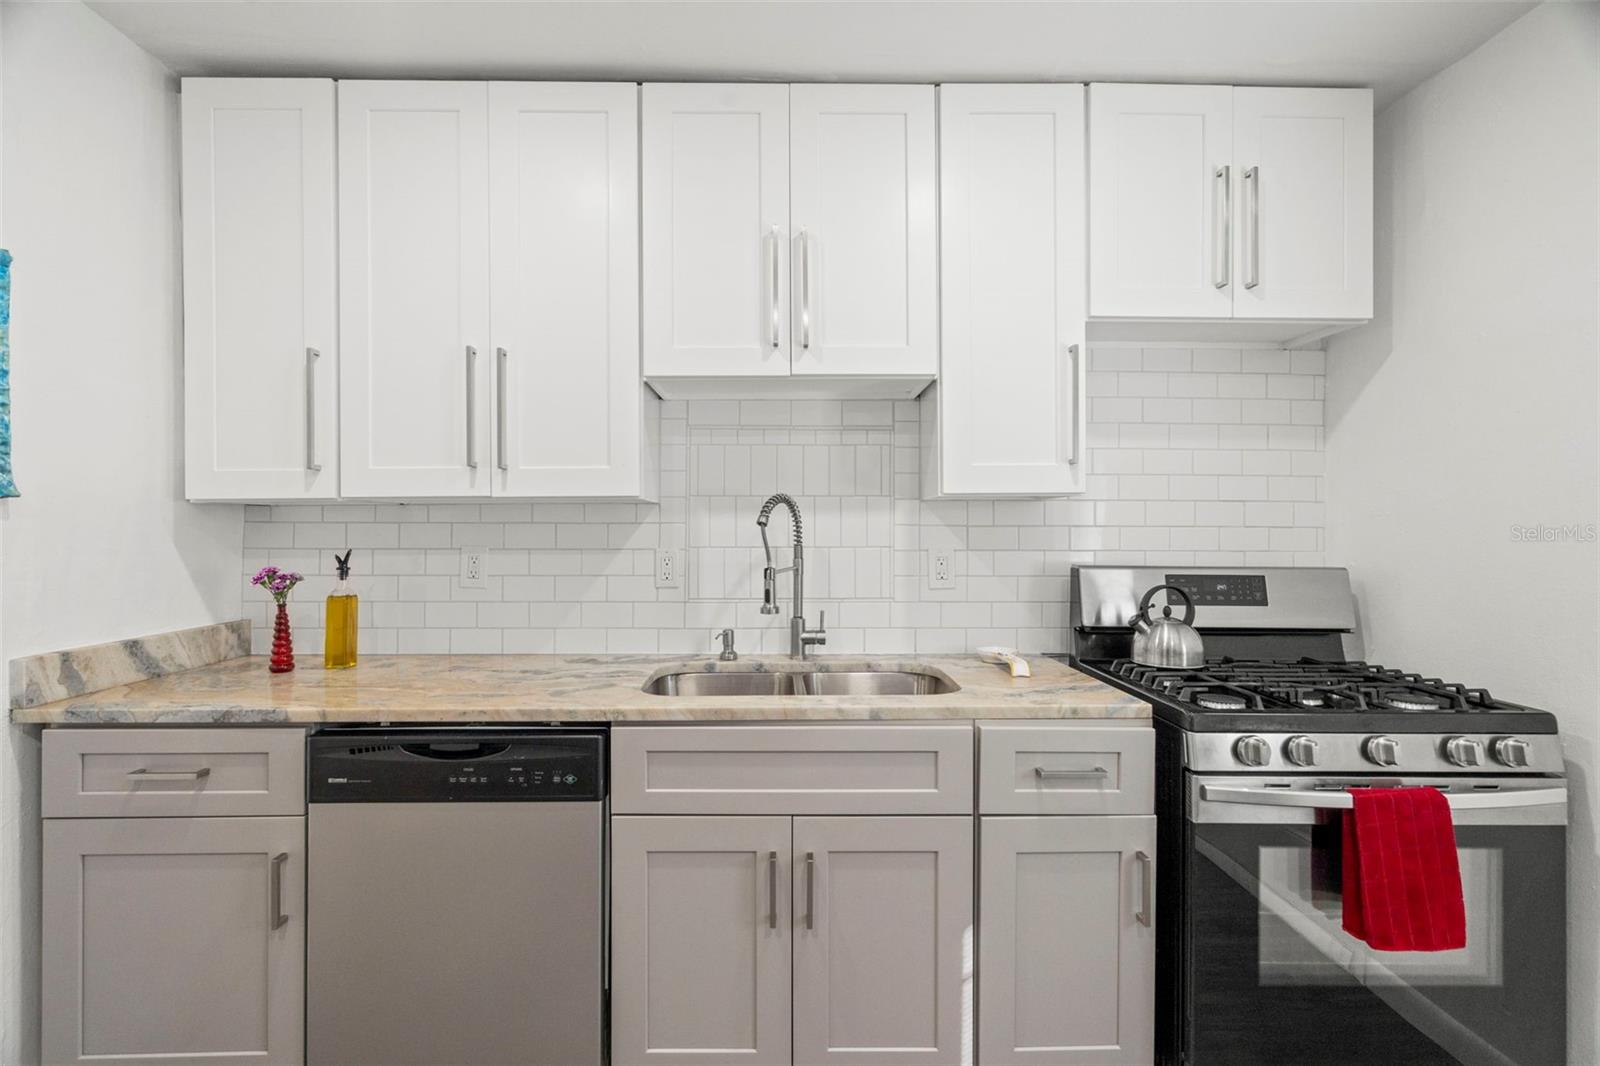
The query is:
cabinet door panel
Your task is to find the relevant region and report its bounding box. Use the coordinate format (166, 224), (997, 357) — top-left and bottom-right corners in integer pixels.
(979, 816), (1156, 1065)
(1232, 87), (1373, 320)
(340, 81), (490, 497)
(937, 84), (1086, 496)
(790, 85), (936, 376)
(611, 816), (791, 1066)
(793, 816), (973, 1065)
(642, 84), (789, 378)
(182, 78), (336, 500)
(1089, 83), (1233, 318)
(489, 82), (644, 496)
(43, 817), (305, 1066)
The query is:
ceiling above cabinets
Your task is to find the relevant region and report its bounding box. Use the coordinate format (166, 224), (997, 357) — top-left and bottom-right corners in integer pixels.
(179, 78), (1372, 503)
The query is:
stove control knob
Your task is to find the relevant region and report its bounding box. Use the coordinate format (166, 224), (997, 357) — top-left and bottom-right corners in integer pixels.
(1233, 735), (1273, 767)
(1284, 735), (1319, 767)
(1443, 736), (1484, 768)
(1491, 736), (1532, 768)
(1362, 735), (1401, 768)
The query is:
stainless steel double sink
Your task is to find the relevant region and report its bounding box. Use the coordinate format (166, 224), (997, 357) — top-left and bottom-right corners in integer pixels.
(644, 667), (959, 697)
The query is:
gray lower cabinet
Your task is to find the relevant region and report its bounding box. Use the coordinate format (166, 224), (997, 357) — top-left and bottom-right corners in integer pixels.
(978, 815), (1156, 1065)
(792, 816), (973, 1066)
(611, 815), (793, 1066)
(42, 816), (306, 1066)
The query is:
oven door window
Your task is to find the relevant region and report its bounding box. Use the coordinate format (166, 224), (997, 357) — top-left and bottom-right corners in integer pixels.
(1186, 818), (1565, 1066)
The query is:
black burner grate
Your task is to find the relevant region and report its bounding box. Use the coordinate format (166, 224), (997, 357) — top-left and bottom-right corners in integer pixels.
(1106, 657), (1513, 714)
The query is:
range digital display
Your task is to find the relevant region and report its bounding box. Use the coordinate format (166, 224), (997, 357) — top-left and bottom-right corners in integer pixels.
(1164, 573), (1269, 606)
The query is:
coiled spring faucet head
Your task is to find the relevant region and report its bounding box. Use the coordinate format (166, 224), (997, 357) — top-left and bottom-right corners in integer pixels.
(756, 494), (803, 615)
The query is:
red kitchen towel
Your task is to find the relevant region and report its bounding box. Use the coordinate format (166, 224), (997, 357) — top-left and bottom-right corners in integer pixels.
(1341, 787), (1467, 951)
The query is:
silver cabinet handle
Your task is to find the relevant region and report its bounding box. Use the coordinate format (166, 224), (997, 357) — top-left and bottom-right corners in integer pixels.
(270, 852), (289, 930)
(1200, 783), (1569, 812)
(495, 347), (509, 472)
(768, 225), (781, 350)
(767, 851), (778, 930)
(1213, 165), (1231, 290)
(465, 346), (479, 469)
(798, 229), (812, 350)
(1065, 343), (1080, 465)
(127, 767), (211, 780)
(804, 851), (816, 930)
(1244, 166), (1260, 290)
(304, 347), (322, 472)
(1135, 850), (1153, 927)
(1035, 765), (1108, 779)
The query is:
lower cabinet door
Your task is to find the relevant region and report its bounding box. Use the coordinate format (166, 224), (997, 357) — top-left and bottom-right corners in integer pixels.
(611, 816), (792, 1066)
(978, 816), (1156, 1065)
(42, 816), (305, 1066)
(792, 816), (974, 1065)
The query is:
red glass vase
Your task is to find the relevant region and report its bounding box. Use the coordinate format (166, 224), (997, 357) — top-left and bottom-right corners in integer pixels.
(269, 601), (295, 673)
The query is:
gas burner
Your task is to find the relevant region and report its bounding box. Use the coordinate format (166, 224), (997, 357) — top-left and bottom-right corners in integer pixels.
(1296, 694), (1327, 708)
(1378, 693), (1445, 711)
(1195, 694), (1248, 711)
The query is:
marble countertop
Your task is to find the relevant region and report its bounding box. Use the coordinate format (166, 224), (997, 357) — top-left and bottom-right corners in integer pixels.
(11, 653), (1148, 725)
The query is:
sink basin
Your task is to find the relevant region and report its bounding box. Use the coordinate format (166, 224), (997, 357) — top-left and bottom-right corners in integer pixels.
(642, 672), (795, 697)
(643, 668), (959, 697)
(792, 671), (957, 696)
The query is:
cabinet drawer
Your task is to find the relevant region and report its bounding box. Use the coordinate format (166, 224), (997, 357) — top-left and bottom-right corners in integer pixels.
(612, 724), (973, 815)
(978, 724), (1152, 815)
(44, 728), (306, 818)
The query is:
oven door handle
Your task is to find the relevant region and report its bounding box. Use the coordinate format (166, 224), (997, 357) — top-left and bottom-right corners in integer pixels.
(1200, 784), (1568, 811)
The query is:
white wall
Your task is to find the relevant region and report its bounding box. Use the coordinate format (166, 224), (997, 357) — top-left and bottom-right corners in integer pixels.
(0, 3), (246, 1061)
(1324, 4), (1600, 1061)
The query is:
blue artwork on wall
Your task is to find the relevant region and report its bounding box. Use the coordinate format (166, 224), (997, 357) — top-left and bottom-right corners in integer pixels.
(0, 250), (15, 498)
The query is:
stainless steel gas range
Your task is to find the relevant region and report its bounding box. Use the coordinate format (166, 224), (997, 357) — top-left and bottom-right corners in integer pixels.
(1061, 565), (1568, 1066)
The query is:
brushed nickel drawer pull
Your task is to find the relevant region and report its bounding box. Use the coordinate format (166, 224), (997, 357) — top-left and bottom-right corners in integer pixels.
(804, 851), (816, 930)
(126, 767), (212, 780)
(270, 852), (289, 930)
(1034, 766), (1108, 779)
(1135, 850), (1153, 927)
(767, 850), (778, 930)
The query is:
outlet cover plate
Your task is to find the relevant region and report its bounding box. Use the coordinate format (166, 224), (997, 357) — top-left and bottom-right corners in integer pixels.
(459, 547), (487, 589)
(655, 548), (684, 589)
(927, 548), (956, 590)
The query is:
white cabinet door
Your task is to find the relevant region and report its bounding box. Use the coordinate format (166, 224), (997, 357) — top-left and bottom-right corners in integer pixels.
(642, 84), (790, 379)
(1089, 83), (1233, 318)
(339, 81), (491, 497)
(792, 816), (973, 1065)
(488, 82), (647, 497)
(1232, 87), (1373, 320)
(789, 85), (937, 377)
(611, 816), (792, 1066)
(935, 84), (1086, 497)
(43, 817), (305, 1066)
(978, 816), (1156, 1065)
(182, 78), (336, 501)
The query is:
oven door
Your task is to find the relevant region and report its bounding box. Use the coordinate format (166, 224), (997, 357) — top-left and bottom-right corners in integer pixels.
(1180, 776), (1567, 1066)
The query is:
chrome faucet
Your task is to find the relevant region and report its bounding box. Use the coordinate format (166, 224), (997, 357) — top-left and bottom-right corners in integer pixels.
(756, 493), (827, 658)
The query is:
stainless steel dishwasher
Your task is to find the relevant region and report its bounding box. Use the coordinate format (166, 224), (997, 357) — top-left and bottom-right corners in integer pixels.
(307, 727), (605, 1066)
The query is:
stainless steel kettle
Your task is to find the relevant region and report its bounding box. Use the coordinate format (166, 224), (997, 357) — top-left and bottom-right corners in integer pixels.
(1130, 584), (1205, 668)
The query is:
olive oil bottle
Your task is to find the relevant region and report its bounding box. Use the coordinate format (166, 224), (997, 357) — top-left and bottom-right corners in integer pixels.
(324, 549), (358, 669)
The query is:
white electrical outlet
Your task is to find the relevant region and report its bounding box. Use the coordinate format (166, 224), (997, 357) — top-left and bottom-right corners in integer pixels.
(459, 547), (487, 589)
(655, 548), (684, 589)
(927, 548), (956, 589)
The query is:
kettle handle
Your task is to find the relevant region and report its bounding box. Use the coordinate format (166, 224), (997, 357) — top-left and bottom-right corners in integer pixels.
(1137, 584), (1196, 627)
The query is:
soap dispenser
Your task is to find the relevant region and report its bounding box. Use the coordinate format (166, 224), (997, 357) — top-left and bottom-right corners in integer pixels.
(324, 549), (358, 669)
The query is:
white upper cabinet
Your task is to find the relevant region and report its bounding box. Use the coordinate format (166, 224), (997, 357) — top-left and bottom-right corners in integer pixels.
(1089, 83), (1234, 319)
(182, 78), (337, 501)
(642, 84), (791, 380)
(489, 83), (654, 499)
(1089, 83), (1372, 330)
(643, 83), (936, 390)
(1231, 87), (1374, 320)
(930, 84), (1087, 498)
(339, 81), (492, 498)
(789, 86), (936, 378)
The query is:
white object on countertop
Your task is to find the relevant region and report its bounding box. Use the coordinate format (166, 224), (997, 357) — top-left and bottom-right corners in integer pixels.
(977, 646), (1032, 678)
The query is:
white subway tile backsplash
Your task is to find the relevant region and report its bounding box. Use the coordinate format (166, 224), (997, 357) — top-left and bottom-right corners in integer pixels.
(245, 347), (1326, 656)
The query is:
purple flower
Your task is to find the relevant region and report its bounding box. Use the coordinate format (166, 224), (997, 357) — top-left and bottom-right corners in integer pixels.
(252, 565), (302, 604)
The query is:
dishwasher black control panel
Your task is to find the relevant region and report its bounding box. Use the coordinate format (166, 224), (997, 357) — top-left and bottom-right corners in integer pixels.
(309, 729), (605, 802)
